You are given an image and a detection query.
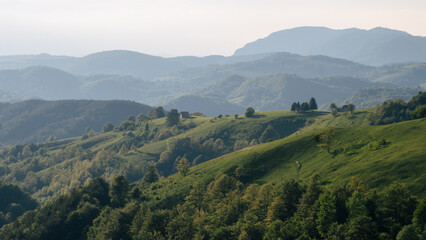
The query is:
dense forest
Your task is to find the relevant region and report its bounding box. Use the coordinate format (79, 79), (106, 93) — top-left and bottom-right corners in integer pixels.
(1, 174), (424, 240)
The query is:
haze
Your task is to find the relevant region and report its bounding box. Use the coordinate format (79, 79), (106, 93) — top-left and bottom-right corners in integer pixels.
(1, 0), (426, 57)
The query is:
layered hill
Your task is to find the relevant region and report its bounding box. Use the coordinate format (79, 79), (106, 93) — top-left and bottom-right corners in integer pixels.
(0, 100), (151, 145)
(234, 26), (426, 66)
(0, 53), (424, 114)
(0, 66), (81, 100)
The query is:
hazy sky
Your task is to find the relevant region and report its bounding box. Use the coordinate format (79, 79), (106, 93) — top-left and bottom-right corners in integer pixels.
(1, 0), (425, 57)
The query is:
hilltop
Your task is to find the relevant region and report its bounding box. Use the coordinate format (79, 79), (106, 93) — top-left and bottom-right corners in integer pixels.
(234, 26), (426, 66)
(0, 99), (152, 145)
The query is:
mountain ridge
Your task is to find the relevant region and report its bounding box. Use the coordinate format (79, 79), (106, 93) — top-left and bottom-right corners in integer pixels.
(234, 26), (426, 66)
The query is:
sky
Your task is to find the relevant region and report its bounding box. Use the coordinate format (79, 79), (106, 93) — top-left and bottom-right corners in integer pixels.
(1, 0), (426, 57)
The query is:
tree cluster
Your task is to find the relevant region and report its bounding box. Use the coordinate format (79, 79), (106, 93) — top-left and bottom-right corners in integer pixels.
(291, 97), (318, 112)
(366, 91), (426, 125)
(2, 174), (424, 240)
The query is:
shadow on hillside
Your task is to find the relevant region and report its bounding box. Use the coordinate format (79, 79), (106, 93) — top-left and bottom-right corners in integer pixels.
(251, 114), (266, 118)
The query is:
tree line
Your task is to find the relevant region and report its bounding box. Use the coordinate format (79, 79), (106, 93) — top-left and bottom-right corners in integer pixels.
(291, 97), (318, 112)
(1, 174), (424, 240)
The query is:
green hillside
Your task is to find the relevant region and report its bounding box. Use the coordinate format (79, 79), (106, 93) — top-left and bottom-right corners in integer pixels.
(1, 115), (424, 240)
(0, 99), (152, 145)
(0, 109), (322, 203)
(141, 118), (426, 209)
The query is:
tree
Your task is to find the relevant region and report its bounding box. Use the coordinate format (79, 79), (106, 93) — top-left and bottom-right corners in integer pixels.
(245, 107), (255, 117)
(137, 113), (148, 122)
(347, 103), (355, 114)
(413, 199), (426, 233)
(309, 97), (318, 110)
(109, 175), (129, 208)
(330, 103), (337, 111)
(316, 190), (336, 238)
(396, 225), (420, 240)
(176, 157), (190, 176)
(166, 109), (180, 127)
(102, 123), (114, 133)
(346, 215), (377, 240)
(410, 104), (426, 119)
(291, 102), (298, 111)
(148, 106), (165, 119)
(301, 102), (310, 112)
(142, 164), (159, 184)
(347, 191), (368, 220)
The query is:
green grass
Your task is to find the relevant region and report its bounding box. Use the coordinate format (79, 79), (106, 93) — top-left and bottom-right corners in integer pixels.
(1, 108), (396, 204)
(142, 118), (426, 209)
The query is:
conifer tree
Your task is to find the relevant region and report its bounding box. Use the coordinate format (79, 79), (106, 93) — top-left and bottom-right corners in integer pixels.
(109, 175), (129, 208)
(309, 97), (318, 110)
(142, 164), (160, 184)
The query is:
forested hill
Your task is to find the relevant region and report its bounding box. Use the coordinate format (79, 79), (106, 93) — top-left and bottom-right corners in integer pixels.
(0, 99), (152, 145)
(1, 110), (425, 239)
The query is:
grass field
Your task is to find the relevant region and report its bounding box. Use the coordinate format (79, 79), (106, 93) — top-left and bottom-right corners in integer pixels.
(142, 117), (426, 209)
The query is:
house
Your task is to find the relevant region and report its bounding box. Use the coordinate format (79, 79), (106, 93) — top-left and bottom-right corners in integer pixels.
(180, 111), (190, 118)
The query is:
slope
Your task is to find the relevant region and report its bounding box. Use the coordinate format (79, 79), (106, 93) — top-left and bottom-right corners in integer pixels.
(142, 118), (426, 209)
(0, 109), (346, 204)
(0, 99), (152, 145)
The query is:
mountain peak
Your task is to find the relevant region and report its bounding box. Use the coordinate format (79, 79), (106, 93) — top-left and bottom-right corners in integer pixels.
(234, 27), (426, 66)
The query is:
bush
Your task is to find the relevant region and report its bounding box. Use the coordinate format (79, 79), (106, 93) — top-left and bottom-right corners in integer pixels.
(245, 107), (255, 118)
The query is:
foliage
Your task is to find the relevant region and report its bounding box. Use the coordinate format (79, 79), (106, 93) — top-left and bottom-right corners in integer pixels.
(0, 181), (37, 227)
(0, 178), (110, 240)
(102, 123), (114, 133)
(309, 97), (318, 110)
(2, 173), (424, 240)
(148, 106), (165, 119)
(245, 107), (255, 117)
(291, 98), (317, 112)
(166, 109), (180, 127)
(366, 91), (426, 125)
(410, 104), (426, 119)
(142, 164), (160, 185)
(176, 157), (190, 177)
(110, 175), (130, 208)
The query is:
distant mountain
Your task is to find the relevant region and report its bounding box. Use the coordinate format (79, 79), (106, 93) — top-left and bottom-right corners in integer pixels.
(0, 89), (30, 103)
(177, 74), (377, 114)
(0, 100), (152, 145)
(0, 66), (81, 100)
(164, 95), (245, 116)
(234, 26), (426, 66)
(369, 63), (426, 86)
(157, 52), (374, 92)
(66, 50), (185, 80)
(0, 54), (76, 70)
(0, 51), (274, 80)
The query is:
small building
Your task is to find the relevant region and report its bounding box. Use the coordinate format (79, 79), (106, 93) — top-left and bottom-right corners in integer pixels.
(123, 131), (135, 137)
(180, 111), (190, 118)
